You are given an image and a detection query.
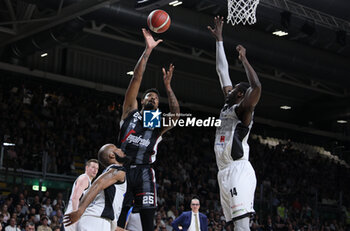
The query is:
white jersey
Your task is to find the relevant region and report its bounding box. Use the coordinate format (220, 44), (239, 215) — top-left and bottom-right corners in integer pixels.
(65, 173), (91, 215)
(214, 104), (253, 170)
(83, 164), (127, 223)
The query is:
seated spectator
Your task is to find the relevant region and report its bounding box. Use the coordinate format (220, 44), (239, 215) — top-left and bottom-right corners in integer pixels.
(4, 218), (20, 231)
(25, 222), (35, 231)
(18, 199), (29, 217)
(154, 213), (166, 230)
(165, 217), (174, 231)
(25, 214), (36, 228)
(277, 202), (287, 221)
(52, 226), (60, 231)
(52, 193), (65, 209)
(250, 214), (264, 231)
(265, 216), (274, 231)
(50, 216), (59, 230)
(0, 214), (5, 230)
(37, 216), (52, 231)
(42, 198), (53, 217)
(0, 205), (10, 224)
(30, 196), (41, 214)
(274, 215), (286, 231)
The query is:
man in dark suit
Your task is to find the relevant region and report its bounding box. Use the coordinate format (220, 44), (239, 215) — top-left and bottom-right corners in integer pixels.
(172, 198), (208, 231)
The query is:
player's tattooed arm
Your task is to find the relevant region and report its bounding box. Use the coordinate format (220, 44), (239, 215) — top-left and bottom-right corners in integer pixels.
(63, 169), (125, 226)
(161, 63), (180, 135)
(122, 28), (163, 120)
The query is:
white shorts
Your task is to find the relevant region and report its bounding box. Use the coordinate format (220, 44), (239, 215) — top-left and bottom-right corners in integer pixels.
(218, 160), (256, 222)
(77, 215), (113, 231)
(64, 222), (77, 231)
(126, 213), (142, 231)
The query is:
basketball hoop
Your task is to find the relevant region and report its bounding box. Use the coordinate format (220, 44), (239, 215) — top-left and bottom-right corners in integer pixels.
(227, 0), (259, 26)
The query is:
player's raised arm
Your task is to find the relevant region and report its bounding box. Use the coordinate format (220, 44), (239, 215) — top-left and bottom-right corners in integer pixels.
(122, 28), (163, 120)
(236, 45), (262, 125)
(63, 168), (125, 226)
(161, 63), (180, 135)
(208, 16), (233, 97)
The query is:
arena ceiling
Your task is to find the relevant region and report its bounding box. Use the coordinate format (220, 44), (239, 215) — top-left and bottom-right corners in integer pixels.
(0, 0), (349, 143)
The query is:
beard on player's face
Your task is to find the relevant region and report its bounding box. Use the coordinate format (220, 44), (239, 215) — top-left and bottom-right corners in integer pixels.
(143, 100), (157, 110)
(225, 88), (244, 105)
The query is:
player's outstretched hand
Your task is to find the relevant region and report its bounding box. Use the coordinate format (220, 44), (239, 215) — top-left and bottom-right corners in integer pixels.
(162, 63), (175, 88)
(208, 16), (224, 41)
(63, 210), (83, 226)
(142, 28), (163, 50)
(236, 45), (247, 61)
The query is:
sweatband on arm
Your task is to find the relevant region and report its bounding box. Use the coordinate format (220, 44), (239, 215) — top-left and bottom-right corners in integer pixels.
(216, 41), (232, 88)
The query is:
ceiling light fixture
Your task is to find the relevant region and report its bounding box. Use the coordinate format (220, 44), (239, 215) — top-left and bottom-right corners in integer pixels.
(273, 30), (288, 37)
(280, 105), (291, 110)
(337, 120), (347, 124)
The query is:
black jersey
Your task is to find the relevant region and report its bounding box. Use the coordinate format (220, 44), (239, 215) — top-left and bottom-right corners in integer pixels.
(118, 110), (162, 165)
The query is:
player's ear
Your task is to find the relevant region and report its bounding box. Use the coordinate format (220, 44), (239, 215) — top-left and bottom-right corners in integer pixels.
(109, 152), (115, 161)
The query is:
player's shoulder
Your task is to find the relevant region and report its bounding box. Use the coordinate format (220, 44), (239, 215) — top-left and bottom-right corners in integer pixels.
(181, 211), (191, 217)
(106, 164), (126, 172)
(122, 109), (141, 122)
(76, 174), (89, 183)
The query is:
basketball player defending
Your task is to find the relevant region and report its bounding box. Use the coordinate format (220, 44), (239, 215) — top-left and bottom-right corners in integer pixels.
(64, 144), (128, 231)
(63, 159), (99, 231)
(208, 16), (262, 231)
(116, 28), (180, 231)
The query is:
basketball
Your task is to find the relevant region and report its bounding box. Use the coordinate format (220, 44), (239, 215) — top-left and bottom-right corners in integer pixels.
(147, 9), (171, 33)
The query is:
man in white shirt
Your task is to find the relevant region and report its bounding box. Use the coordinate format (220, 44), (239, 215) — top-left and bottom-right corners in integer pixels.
(5, 218), (20, 231)
(172, 198), (208, 231)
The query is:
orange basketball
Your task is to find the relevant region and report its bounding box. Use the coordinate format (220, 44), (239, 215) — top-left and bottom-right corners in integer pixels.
(147, 9), (171, 33)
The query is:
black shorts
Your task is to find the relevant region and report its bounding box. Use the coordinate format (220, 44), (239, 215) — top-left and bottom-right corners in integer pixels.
(123, 165), (157, 209)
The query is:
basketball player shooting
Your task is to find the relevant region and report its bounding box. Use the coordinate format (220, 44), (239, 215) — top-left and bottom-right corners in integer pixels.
(116, 28), (180, 231)
(208, 16), (262, 231)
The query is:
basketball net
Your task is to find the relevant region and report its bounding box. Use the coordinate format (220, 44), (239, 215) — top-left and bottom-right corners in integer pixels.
(227, 0), (259, 26)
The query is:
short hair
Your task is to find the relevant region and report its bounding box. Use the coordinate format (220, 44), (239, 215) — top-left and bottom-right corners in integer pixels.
(237, 82), (250, 94)
(98, 144), (114, 168)
(86, 159), (98, 167)
(191, 196), (200, 204)
(26, 222), (35, 227)
(192, 195), (200, 201)
(142, 88), (160, 100)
